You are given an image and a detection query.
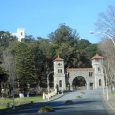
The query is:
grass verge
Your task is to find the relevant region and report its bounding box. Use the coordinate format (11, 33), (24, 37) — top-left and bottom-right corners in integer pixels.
(0, 96), (43, 110)
(76, 96), (82, 99)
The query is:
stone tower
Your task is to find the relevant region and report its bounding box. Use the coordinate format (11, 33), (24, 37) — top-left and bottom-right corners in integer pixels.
(91, 54), (105, 88)
(53, 56), (66, 92)
(17, 28), (25, 42)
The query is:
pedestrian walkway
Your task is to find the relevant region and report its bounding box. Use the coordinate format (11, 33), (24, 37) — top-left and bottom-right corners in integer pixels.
(50, 93), (64, 101)
(43, 93), (65, 102)
(46, 91), (74, 102)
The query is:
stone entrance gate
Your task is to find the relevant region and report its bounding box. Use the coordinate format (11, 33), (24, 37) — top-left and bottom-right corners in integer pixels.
(53, 54), (105, 91)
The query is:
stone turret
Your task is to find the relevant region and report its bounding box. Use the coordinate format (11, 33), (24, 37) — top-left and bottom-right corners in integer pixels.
(53, 55), (66, 92)
(91, 53), (104, 65)
(91, 54), (105, 88)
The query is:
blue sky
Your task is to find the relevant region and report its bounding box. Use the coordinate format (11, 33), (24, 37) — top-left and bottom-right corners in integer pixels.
(0, 0), (115, 43)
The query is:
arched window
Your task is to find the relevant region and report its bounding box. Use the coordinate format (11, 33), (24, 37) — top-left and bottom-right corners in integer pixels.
(59, 80), (62, 87)
(99, 79), (101, 86)
(98, 67), (101, 72)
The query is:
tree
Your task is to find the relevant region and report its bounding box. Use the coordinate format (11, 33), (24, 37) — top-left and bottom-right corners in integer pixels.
(0, 66), (8, 83)
(96, 6), (115, 90)
(78, 39), (91, 50)
(31, 42), (47, 89)
(85, 44), (98, 58)
(0, 32), (17, 96)
(24, 35), (35, 42)
(0, 31), (17, 68)
(48, 24), (92, 68)
(49, 24), (79, 46)
(96, 6), (115, 36)
(0, 66), (8, 96)
(0, 31), (17, 48)
(98, 39), (115, 90)
(15, 42), (36, 93)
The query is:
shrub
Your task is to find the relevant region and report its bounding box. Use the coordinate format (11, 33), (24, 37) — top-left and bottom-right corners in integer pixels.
(38, 106), (54, 113)
(30, 101), (33, 104)
(76, 96), (81, 99)
(6, 103), (10, 108)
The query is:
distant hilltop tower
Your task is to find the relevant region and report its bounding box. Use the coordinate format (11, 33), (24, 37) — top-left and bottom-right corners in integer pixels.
(12, 28), (25, 42)
(17, 28), (25, 42)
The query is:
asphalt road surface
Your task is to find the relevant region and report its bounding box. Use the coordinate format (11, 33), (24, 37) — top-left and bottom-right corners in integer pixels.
(3, 89), (113, 115)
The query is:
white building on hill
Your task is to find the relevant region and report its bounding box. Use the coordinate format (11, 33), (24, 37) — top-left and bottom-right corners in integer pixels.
(11, 28), (25, 42)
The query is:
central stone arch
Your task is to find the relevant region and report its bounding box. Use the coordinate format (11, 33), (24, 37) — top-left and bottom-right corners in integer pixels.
(72, 76), (86, 90)
(67, 68), (95, 90)
(69, 74), (89, 90)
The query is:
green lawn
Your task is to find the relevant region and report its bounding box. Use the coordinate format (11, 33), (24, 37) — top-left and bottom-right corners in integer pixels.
(0, 96), (43, 110)
(112, 91), (115, 94)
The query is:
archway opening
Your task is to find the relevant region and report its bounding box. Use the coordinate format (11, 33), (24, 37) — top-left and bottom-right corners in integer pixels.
(99, 79), (101, 86)
(72, 76), (86, 90)
(90, 83), (93, 90)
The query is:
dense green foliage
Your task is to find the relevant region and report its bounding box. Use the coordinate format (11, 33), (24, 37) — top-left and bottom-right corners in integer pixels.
(0, 24), (97, 96)
(15, 43), (36, 90)
(0, 67), (8, 82)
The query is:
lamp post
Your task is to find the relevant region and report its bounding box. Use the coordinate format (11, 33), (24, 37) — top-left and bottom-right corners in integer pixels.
(47, 71), (54, 101)
(90, 31), (115, 100)
(12, 76), (15, 110)
(100, 64), (109, 101)
(12, 52), (16, 110)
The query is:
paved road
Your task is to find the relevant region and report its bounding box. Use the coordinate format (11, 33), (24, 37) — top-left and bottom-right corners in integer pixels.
(3, 89), (112, 115)
(50, 89), (109, 115)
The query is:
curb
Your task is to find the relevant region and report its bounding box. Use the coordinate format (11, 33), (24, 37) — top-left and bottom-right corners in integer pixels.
(48, 91), (71, 102)
(42, 93), (65, 102)
(50, 94), (65, 101)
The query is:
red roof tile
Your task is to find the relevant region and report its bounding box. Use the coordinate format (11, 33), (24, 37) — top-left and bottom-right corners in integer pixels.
(91, 53), (104, 60)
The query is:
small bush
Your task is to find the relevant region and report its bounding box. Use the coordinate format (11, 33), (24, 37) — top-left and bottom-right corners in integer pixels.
(6, 103), (10, 108)
(64, 100), (74, 105)
(38, 106), (54, 113)
(30, 101), (33, 104)
(76, 96), (81, 99)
